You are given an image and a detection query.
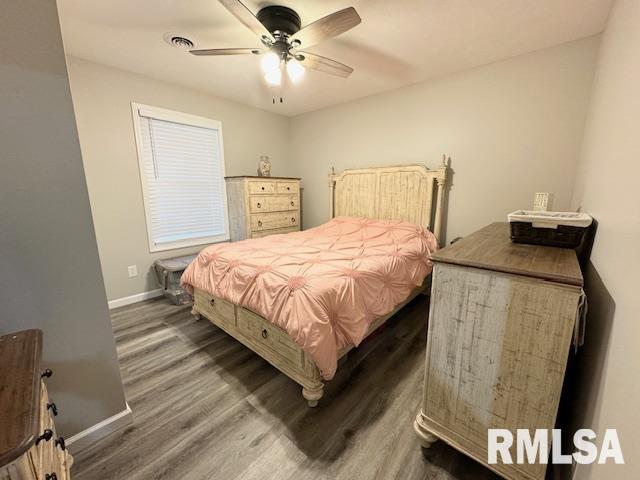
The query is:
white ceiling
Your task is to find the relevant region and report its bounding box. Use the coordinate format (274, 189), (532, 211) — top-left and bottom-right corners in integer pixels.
(58, 0), (613, 117)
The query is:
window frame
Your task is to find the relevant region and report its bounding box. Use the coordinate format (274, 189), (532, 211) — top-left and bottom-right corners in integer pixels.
(131, 102), (230, 253)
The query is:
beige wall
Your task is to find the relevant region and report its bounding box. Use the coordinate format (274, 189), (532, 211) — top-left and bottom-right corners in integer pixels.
(289, 37), (600, 243)
(0, 1), (127, 436)
(569, 0), (640, 477)
(66, 57), (292, 302)
(68, 37), (600, 301)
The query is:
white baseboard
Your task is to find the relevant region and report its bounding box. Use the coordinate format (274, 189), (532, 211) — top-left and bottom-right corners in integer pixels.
(108, 289), (163, 309)
(67, 404), (133, 453)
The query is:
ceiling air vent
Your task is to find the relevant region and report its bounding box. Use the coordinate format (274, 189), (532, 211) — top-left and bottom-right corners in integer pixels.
(163, 33), (195, 49)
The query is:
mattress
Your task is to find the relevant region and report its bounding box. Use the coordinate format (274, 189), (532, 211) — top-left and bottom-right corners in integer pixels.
(181, 216), (438, 380)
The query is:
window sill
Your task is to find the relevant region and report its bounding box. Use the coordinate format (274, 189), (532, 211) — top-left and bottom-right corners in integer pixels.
(149, 235), (230, 253)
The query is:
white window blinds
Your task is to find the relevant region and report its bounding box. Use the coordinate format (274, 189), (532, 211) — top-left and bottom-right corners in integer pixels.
(134, 105), (229, 252)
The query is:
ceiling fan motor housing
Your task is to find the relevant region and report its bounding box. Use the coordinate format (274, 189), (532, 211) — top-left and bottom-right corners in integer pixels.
(257, 6), (301, 37)
(190, 1), (358, 81)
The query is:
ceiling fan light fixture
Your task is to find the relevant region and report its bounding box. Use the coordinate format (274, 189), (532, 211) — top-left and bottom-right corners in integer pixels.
(264, 67), (282, 86)
(192, 1), (360, 89)
(286, 59), (305, 83)
(260, 52), (280, 75)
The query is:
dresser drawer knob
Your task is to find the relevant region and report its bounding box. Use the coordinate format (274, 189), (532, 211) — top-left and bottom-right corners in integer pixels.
(36, 429), (53, 445)
(261, 329), (268, 339)
(55, 436), (66, 451)
(258, 220), (263, 227)
(286, 186), (290, 190)
(45, 474), (57, 480)
(261, 186), (265, 190)
(47, 402), (58, 416)
(209, 298), (215, 306)
(41, 369), (53, 379)
(291, 217), (295, 223)
(257, 202), (261, 208)
(290, 201), (294, 206)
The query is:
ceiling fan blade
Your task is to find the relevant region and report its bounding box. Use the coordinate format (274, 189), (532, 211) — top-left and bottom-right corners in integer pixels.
(190, 47), (262, 56)
(218, 0), (274, 42)
(290, 7), (361, 49)
(297, 51), (354, 78)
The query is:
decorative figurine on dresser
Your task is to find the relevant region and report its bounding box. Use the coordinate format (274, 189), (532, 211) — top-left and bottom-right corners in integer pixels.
(257, 155), (272, 177)
(225, 176), (301, 240)
(0, 329), (73, 480)
(414, 223), (585, 480)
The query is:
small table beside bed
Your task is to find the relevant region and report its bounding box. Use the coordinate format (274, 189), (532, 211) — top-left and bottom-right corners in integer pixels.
(182, 162), (448, 406)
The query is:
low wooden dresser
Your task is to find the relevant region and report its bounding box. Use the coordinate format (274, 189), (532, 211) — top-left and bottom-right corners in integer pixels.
(225, 176), (301, 240)
(414, 223), (584, 480)
(0, 330), (72, 480)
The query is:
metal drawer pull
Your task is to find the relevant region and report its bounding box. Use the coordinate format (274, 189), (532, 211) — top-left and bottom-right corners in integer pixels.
(41, 369), (53, 379)
(290, 201), (294, 206)
(55, 436), (66, 451)
(45, 474), (57, 480)
(291, 217), (295, 223)
(47, 402), (58, 416)
(261, 329), (268, 339)
(258, 220), (263, 227)
(209, 298), (215, 306)
(257, 202), (261, 208)
(36, 429), (53, 445)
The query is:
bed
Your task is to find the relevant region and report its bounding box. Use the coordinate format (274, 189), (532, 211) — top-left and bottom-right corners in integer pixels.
(182, 162), (448, 406)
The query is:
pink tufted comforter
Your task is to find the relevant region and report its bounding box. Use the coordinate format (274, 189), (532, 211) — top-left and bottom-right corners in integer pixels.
(181, 217), (438, 380)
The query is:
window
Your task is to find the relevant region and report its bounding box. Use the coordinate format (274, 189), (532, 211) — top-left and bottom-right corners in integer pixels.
(132, 103), (229, 252)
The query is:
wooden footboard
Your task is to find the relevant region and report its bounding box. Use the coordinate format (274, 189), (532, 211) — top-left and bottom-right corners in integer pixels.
(192, 288), (324, 406)
(191, 281), (427, 407)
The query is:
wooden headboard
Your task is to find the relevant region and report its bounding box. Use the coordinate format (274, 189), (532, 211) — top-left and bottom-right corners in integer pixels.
(329, 161), (448, 244)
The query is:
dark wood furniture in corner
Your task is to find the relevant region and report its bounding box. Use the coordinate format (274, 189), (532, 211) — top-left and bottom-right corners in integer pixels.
(414, 223), (584, 480)
(0, 329), (73, 479)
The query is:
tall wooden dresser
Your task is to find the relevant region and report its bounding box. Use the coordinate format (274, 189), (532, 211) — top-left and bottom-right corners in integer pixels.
(0, 330), (73, 480)
(225, 176), (301, 241)
(414, 223), (584, 480)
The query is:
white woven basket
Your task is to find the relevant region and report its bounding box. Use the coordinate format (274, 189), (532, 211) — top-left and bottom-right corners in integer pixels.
(507, 210), (592, 229)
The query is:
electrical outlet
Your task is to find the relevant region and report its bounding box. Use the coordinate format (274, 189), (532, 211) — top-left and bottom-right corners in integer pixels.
(533, 192), (553, 211)
(127, 265), (138, 277)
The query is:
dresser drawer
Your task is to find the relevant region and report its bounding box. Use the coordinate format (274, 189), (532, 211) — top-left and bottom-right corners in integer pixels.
(247, 181), (276, 194)
(236, 308), (302, 366)
(35, 430), (57, 480)
(37, 380), (65, 479)
(276, 181), (299, 194)
(249, 195), (297, 213)
(251, 212), (299, 232)
(251, 226), (299, 238)
(40, 382), (56, 432)
(195, 290), (236, 327)
(55, 447), (73, 480)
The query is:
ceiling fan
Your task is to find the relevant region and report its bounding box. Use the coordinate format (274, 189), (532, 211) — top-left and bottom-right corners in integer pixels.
(190, 0), (361, 86)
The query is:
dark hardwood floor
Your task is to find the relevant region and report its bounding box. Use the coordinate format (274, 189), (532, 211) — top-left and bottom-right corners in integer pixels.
(71, 295), (500, 480)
